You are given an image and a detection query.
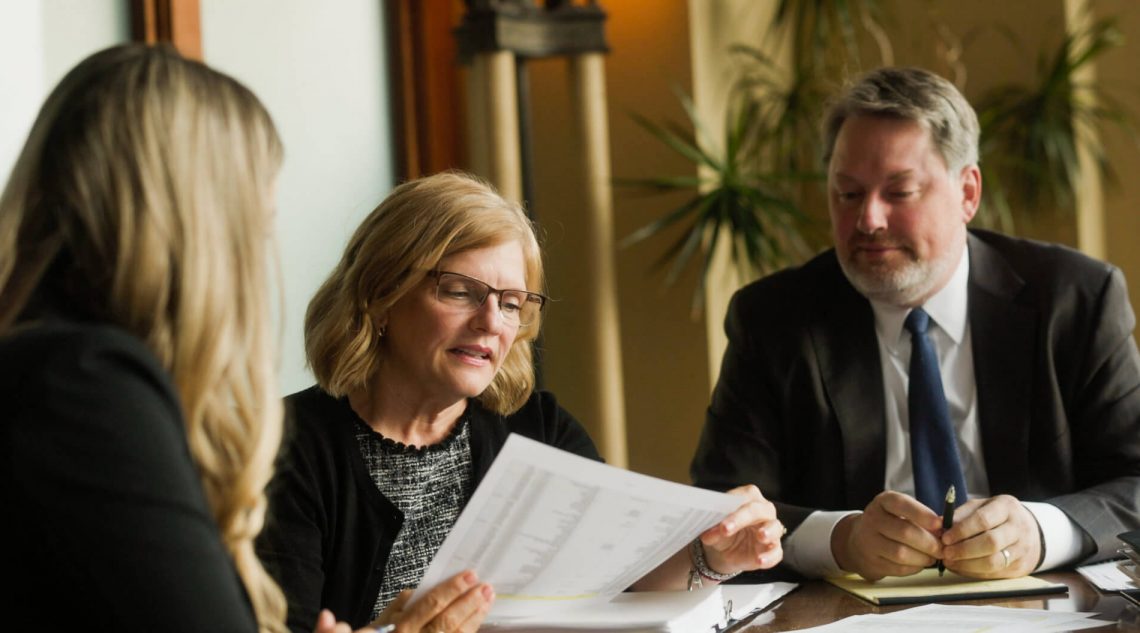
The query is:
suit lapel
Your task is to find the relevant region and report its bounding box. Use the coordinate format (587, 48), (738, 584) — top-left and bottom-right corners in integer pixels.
(811, 260), (887, 508)
(967, 233), (1035, 494)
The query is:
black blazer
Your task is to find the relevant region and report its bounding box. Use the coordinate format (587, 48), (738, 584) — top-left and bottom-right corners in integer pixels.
(692, 230), (1140, 570)
(257, 386), (601, 633)
(1, 319), (257, 632)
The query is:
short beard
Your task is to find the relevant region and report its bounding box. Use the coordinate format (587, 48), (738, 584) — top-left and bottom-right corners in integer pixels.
(837, 250), (953, 307)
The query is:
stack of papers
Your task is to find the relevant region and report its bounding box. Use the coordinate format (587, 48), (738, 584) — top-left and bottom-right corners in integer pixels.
(794, 603), (1112, 632)
(1118, 529), (1140, 587)
(480, 583), (797, 632)
(1076, 559), (1138, 592)
(1081, 530), (1140, 608)
(481, 587), (727, 632)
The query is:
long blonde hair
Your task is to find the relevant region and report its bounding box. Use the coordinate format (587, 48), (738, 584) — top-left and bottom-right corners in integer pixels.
(0, 44), (286, 632)
(306, 171), (544, 415)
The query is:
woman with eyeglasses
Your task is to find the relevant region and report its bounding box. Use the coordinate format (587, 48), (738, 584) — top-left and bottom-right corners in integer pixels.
(257, 171), (785, 633)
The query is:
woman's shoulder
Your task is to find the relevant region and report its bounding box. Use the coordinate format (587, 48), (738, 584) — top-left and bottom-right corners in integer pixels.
(473, 390), (601, 461)
(281, 385), (359, 453)
(1, 319), (177, 418)
(1, 319), (163, 375)
(482, 389), (567, 426)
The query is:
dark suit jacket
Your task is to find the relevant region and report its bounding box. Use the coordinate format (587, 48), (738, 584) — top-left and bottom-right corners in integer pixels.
(692, 229), (1140, 569)
(1, 319), (258, 632)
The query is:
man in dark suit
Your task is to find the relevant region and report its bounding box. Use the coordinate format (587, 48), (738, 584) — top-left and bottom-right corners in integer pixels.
(691, 66), (1140, 581)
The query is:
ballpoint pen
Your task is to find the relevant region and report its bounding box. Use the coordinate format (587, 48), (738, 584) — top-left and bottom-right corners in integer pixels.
(938, 485), (956, 577)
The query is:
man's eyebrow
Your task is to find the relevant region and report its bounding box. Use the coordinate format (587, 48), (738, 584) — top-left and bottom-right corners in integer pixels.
(831, 169), (917, 183)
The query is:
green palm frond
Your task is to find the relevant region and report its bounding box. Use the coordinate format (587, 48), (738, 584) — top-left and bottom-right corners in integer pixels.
(976, 15), (1136, 230)
(618, 80), (819, 314)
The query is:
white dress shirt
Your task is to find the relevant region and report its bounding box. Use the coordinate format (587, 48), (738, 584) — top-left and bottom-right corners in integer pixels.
(783, 247), (1085, 577)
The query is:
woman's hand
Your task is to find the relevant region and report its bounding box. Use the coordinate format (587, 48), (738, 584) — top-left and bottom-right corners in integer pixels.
(370, 570), (494, 633)
(702, 484), (784, 574)
(314, 608), (374, 633)
(630, 484), (784, 591)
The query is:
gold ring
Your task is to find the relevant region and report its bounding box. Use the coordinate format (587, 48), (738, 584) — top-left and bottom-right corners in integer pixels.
(1000, 548), (1011, 568)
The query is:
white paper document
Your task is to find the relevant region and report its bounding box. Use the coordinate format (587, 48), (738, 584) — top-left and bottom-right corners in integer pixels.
(411, 434), (743, 621)
(1077, 558), (1140, 592)
(793, 603), (1111, 632)
(481, 586), (727, 632)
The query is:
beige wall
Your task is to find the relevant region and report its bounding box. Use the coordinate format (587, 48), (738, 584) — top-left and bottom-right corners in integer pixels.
(1096, 1), (1140, 323)
(886, 1), (1078, 246)
(529, 1), (709, 483)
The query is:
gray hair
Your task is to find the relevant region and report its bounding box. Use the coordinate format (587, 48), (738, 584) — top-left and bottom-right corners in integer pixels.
(822, 67), (980, 173)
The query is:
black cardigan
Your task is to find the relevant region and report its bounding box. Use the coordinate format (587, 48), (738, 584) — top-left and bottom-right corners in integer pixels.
(257, 386), (601, 632)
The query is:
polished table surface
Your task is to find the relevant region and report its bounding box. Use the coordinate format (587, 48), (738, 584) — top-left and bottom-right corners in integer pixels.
(735, 572), (1140, 631)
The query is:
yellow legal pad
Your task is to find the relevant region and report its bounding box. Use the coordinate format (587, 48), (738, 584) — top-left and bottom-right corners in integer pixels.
(825, 568), (1068, 605)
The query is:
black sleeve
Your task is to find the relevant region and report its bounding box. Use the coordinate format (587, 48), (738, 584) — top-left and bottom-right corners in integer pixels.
(691, 290), (819, 532)
(257, 420), (331, 633)
(534, 390), (603, 462)
(3, 326), (258, 632)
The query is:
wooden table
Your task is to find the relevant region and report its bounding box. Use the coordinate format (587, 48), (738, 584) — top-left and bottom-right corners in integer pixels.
(734, 572), (1140, 631)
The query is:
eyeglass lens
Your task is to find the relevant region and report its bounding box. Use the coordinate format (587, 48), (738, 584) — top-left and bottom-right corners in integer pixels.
(435, 273), (542, 325)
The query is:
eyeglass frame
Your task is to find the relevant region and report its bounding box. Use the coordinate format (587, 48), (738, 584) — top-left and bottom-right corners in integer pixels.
(425, 270), (548, 325)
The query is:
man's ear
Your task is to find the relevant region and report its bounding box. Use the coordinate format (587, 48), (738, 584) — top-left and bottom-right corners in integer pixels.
(959, 164), (982, 223)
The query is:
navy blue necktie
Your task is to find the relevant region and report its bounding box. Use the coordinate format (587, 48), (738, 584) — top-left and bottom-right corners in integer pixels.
(905, 308), (967, 511)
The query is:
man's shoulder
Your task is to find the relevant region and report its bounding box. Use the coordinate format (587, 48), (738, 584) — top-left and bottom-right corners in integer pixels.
(734, 247), (843, 298)
(969, 229), (1116, 288)
(732, 249), (845, 312)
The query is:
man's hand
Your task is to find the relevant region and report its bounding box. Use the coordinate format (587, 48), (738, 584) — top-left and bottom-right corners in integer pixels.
(831, 491), (943, 581)
(942, 494), (1041, 579)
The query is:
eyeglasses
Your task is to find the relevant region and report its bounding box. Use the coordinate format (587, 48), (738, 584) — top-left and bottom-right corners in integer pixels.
(427, 270), (547, 326)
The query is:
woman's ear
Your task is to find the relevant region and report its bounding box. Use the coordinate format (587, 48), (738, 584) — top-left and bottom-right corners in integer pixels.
(367, 303), (388, 337)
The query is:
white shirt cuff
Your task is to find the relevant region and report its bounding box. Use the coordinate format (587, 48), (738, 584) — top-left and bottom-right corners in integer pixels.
(783, 510), (860, 578)
(1022, 501), (1085, 571)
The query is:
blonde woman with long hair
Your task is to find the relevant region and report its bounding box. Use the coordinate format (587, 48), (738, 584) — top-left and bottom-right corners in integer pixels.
(0, 44), (338, 633)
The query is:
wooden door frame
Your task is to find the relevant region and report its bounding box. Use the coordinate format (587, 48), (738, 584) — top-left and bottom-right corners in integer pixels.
(130, 0), (202, 60)
(386, 0), (467, 180)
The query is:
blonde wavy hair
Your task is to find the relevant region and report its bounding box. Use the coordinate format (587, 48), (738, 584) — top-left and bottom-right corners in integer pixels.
(0, 45), (286, 632)
(306, 171), (544, 415)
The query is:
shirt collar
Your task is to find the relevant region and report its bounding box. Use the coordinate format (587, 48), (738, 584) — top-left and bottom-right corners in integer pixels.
(869, 245), (970, 347)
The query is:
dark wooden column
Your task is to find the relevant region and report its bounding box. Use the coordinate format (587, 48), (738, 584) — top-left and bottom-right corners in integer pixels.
(386, 0), (468, 180)
(130, 0), (202, 60)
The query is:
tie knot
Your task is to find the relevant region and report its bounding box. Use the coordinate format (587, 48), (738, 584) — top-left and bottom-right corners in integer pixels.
(905, 308), (931, 335)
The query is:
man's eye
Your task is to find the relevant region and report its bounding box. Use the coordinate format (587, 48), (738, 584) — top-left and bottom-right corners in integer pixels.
(837, 191), (862, 202)
(890, 190), (916, 200)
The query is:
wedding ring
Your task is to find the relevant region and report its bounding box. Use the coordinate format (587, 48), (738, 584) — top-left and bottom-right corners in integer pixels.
(1000, 548), (1012, 569)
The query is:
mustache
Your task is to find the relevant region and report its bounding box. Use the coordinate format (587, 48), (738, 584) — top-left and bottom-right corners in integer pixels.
(848, 236), (908, 249)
